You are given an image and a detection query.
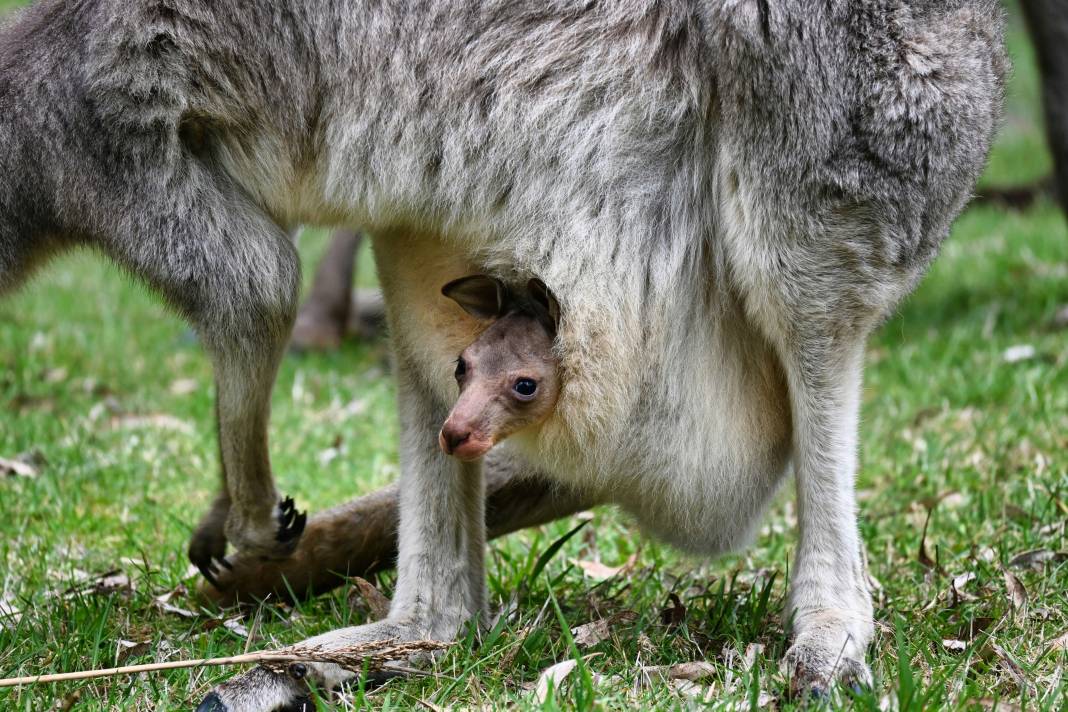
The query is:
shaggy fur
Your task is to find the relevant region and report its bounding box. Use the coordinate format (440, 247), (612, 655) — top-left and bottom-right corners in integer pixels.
(0, 1), (1005, 709)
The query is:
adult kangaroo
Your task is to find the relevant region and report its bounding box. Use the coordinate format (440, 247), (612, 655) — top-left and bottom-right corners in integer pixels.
(0, 1), (1004, 709)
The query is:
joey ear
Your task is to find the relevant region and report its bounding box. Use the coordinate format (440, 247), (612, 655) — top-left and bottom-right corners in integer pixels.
(441, 275), (506, 319)
(527, 278), (560, 331)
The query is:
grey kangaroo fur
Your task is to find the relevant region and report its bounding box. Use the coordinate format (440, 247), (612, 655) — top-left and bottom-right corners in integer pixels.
(0, 1), (1005, 709)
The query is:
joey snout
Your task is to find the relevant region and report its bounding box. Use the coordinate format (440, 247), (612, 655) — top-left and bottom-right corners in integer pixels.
(439, 411), (494, 461)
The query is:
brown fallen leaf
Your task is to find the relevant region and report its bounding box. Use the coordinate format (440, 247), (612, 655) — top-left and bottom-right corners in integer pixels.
(223, 616), (250, 638)
(116, 639), (151, 663)
(1002, 344), (1036, 364)
(109, 413), (193, 434)
(499, 625), (534, 668)
(1002, 571), (1027, 613)
(570, 610), (637, 648)
(1007, 549), (1068, 572)
(572, 618), (612, 648)
(976, 700), (1022, 712)
(153, 589), (197, 619)
(670, 679), (718, 702)
(348, 576), (391, 622)
(957, 616), (995, 642)
(533, 659), (578, 703)
(573, 554), (636, 581)
(169, 378), (199, 396)
(0, 454), (38, 478)
(951, 572), (978, 607)
(942, 639), (967, 653)
(0, 597), (21, 628)
(660, 592), (686, 627)
(642, 661), (717, 683)
(990, 643), (1028, 693)
(1046, 630), (1068, 653)
(92, 571), (133, 596)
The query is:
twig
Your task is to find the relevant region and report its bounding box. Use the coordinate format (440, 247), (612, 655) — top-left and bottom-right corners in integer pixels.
(0, 640), (449, 688)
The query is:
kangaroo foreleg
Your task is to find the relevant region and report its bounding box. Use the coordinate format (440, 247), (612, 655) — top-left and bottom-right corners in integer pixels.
(199, 451), (597, 606)
(93, 156), (305, 581)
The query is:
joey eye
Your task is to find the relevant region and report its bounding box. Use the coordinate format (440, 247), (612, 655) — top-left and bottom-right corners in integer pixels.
(513, 378), (537, 398)
(454, 358), (467, 380)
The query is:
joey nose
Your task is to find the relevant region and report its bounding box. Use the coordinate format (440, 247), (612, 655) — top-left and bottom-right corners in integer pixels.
(439, 424), (471, 455)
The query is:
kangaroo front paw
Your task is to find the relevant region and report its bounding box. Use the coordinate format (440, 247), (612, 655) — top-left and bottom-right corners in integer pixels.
(189, 495), (234, 588)
(225, 496), (307, 561)
(276, 496), (308, 545)
(782, 613), (873, 698)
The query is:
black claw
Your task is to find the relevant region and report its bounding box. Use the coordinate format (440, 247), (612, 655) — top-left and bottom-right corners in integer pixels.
(197, 561), (221, 590)
(276, 496), (307, 543)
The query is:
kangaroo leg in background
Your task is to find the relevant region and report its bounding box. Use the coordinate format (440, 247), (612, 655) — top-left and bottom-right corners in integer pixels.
(198, 451), (597, 606)
(1022, 0), (1068, 215)
(291, 229), (361, 351)
(977, 0), (1068, 212)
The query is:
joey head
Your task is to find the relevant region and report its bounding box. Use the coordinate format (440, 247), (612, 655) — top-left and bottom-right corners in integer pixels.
(438, 275), (561, 461)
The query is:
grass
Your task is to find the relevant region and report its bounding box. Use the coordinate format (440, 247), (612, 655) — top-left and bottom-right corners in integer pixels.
(1, 1), (1066, 709)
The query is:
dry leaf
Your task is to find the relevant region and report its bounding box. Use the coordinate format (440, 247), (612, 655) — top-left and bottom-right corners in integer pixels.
(44, 366), (68, 383)
(571, 610), (637, 648)
(942, 639), (967, 653)
(110, 413), (193, 434)
(990, 643), (1028, 692)
(957, 616), (995, 642)
(223, 616), (250, 638)
(1002, 571), (1027, 612)
(572, 618), (611, 648)
(950, 572), (978, 606)
(0, 454), (38, 478)
(976, 700), (1022, 712)
(744, 642), (765, 670)
(1007, 549), (1068, 571)
(1002, 344), (1036, 363)
(660, 592), (686, 627)
(642, 661), (717, 683)
(671, 679), (717, 702)
(56, 691), (81, 711)
(169, 378), (199, 396)
(348, 577), (391, 622)
(116, 639), (151, 663)
(0, 597), (21, 628)
(574, 554), (636, 581)
(92, 571), (133, 596)
(153, 590), (197, 619)
(533, 659), (578, 703)
(1046, 630), (1068, 653)
(499, 625), (533, 668)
